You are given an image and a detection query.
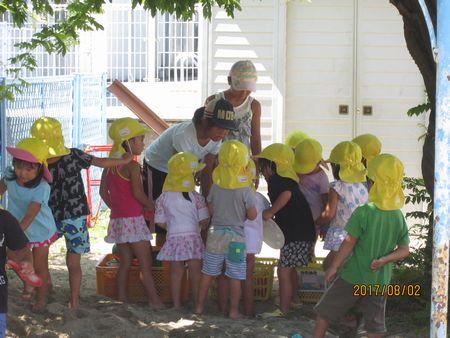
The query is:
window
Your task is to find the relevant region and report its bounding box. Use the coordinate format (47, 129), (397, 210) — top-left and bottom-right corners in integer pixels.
(155, 11), (199, 82)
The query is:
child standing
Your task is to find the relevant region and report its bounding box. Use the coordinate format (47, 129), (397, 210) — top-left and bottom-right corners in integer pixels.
(0, 209), (34, 337)
(352, 133), (382, 166)
(154, 152), (210, 309)
(30, 117), (132, 309)
(258, 143), (316, 315)
(195, 140), (257, 319)
(293, 138), (329, 235)
(205, 60), (261, 156)
(0, 138), (57, 311)
(100, 117), (163, 308)
(243, 159), (270, 316)
(315, 141), (369, 271)
(314, 154), (410, 338)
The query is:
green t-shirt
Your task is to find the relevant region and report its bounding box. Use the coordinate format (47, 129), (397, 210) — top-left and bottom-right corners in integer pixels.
(339, 203), (409, 286)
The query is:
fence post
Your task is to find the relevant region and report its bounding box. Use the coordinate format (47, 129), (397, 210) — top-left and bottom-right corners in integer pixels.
(73, 74), (82, 148)
(0, 77), (6, 207)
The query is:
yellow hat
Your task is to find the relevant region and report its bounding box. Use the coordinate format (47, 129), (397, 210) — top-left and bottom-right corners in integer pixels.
(108, 118), (149, 158)
(213, 140), (251, 189)
(7, 138), (53, 182)
(285, 131), (309, 149)
(352, 134), (382, 162)
(163, 152), (205, 192)
(30, 117), (70, 158)
(246, 158), (257, 180)
(294, 138), (323, 174)
(257, 143), (299, 182)
(367, 154), (405, 210)
(328, 141), (366, 183)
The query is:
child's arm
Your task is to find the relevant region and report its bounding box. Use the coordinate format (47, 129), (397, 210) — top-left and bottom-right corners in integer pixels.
(200, 153), (216, 198)
(315, 188), (338, 226)
(19, 202), (41, 231)
(207, 202), (214, 217)
(129, 162), (154, 211)
(92, 153), (133, 168)
(325, 234), (358, 283)
(370, 245), (410, 270)
(0, 179), (7, 195)
(262, 191), (292, 220)
(99, 169), (112, 209)
(250, 100), (262, 156)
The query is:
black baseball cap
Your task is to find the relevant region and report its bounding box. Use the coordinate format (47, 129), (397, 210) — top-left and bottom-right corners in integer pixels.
(203, 98), (238, 131)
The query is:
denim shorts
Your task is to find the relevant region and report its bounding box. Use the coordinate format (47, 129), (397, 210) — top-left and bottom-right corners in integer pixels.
(0, 313), (6, 338)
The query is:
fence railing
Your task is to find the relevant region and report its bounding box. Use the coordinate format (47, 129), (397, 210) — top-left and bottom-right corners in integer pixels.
(0, 73), (107, 207)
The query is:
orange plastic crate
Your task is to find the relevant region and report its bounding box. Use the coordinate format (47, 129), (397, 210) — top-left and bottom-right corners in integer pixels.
(96, 254), (189, 303)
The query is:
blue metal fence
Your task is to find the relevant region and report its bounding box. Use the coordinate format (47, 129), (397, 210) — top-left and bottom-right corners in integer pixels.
(0, 73), (107, 208)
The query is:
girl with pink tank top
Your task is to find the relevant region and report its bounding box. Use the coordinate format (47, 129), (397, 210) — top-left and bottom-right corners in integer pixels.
(100, 118), (164, 309)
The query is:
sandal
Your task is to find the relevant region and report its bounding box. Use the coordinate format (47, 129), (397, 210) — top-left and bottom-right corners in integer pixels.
(257, 309), (286, 319)
(7, 259), (42, 287)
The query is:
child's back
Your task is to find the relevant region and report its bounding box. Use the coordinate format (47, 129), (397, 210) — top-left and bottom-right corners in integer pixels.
(298, 168), (329, 221)
(340, 203), (408, 285)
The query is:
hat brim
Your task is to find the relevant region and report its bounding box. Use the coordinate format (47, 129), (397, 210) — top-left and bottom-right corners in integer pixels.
(231, 80), (256, 92)
(293, 161), (316, 174)
(194, 162), (206, 172)
(6, 147), (52, 183)
(48, 145), (71, 158)
(263, 218), (285, 249)
(210, 118), (238, 131)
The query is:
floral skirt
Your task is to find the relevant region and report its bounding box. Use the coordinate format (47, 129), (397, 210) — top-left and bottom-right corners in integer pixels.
(157, 234), (204, 261)
(105, 215), (153, 244)
(279, 241), (313, 268)
(323, 226), (347, 252)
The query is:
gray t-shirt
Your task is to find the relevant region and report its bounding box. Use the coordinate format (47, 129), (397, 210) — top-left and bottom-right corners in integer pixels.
(207, 184), (256, 236)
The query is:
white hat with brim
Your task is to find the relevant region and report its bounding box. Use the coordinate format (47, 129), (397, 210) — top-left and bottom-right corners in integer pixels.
(263, 218), (285, 249)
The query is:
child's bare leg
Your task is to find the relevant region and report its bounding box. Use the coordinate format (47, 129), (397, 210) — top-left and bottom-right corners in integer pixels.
(243, 254), (255, 316)
(194, 273), (214, 315)
(291, 268), (300, 303)
(169, 261), (184, 309)
(66, 252), (82, 309)
(32, 246), (50, 311)
(278, 266), (293, 314)
(313, 315), (329, 338)
(217, 273), (229, 315)
(131, 241), (165, 308)
(323, 251), (337, 271)
(229, 278), (242, 319)
(117, 243), (132, 302)
(187, 259), (202, 302)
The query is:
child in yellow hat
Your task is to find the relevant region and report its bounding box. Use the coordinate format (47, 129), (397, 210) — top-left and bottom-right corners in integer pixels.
(285, 130), (309, 149)
(352, 133), (382, 166)
(314, 154), (409, 337)
(315, 141), (369, 271)
(257, 143), (315, 315)
(293, 138), (329, 235)
(30, 116), (133, 309)
(0, 138), (57, 311)
(154, 152), (210, 309)
(195, 140), (257, 319)
(100, 118), (164, 309)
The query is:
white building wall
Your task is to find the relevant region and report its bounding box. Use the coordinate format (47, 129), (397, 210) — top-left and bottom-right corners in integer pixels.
(207, 0), (286, 146)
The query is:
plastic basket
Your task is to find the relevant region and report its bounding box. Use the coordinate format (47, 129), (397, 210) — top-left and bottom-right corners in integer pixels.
(96, 254), (189, 303)
(297, 257), (326, 303)
(209, 257), (278, 301)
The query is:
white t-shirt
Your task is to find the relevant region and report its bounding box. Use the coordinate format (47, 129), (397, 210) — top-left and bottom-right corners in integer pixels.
(154, 191), (209, 237)
(244, 192), (270, 254)
(144, 121), (222, 173)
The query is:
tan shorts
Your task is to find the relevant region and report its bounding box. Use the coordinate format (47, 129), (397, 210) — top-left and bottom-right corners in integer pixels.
(314, 276), (387, 334)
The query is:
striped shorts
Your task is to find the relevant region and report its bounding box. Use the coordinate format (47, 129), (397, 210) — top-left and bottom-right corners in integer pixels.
(202, 251), (247, 280)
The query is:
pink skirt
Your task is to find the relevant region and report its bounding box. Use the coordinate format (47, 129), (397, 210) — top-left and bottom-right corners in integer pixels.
(157, 234), (204, 261)
(28, 232), (58, 249)
(105, 215), (153, 244)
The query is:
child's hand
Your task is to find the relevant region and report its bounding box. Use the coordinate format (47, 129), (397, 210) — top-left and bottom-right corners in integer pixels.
(325, 266), (338, 284)
(262, 209), (273, 220)
(144, 202), (154, 212)
(121, 152), (133, 163)
(370, 257), (387, 270)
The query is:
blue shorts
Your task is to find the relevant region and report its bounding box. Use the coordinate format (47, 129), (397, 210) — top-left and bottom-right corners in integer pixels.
(0, 313), (5, 338)
(56, 217), (90, 254)
(202, 251), (247, 280)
